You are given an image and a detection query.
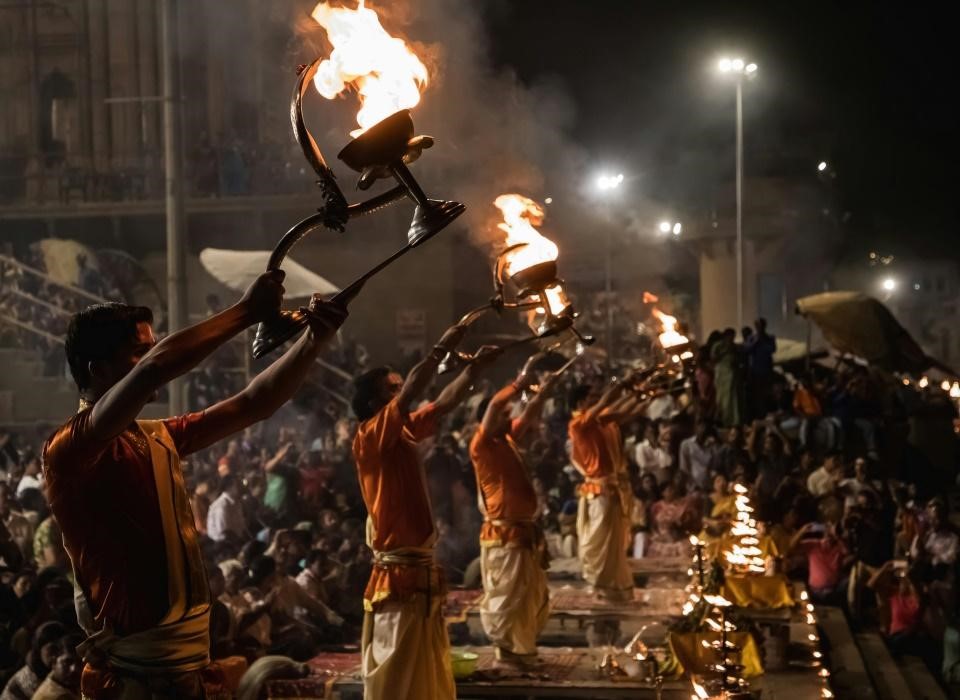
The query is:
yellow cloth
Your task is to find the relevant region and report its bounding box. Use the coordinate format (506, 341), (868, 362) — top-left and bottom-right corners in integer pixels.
(361, 591), (455, 700)
(668, 631), (763, 678)
(721, 574), (795, 609)
(479, 543), (550, 656)
(576, 493), (633, 598)
(710, 494), (738, 519)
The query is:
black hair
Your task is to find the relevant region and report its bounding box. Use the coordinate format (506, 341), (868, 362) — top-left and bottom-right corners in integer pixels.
(247, 555), (277, 587)
(220, 474), (239, 492)
(65, 303), (153, 391)
(568, 383), (593, 409)
(352, 366), (394, 422)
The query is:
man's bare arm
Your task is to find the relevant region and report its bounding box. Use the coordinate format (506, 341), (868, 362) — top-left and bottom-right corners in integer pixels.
(584, 382), (624, 423)
(481, 379), (523, 436)
(397, 323), (467, 415)
(433, 345), (502, 418)
(177, 300), (348, 455)
(513, 371), (560, 440)
(88, 271), (284, 444)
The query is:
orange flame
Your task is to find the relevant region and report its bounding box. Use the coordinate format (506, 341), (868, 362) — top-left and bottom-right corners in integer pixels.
(494, 194), (559, 278)
(643, 291), (660, 304)
(311, 1), (428, 138)
(652, 308), (689, 349)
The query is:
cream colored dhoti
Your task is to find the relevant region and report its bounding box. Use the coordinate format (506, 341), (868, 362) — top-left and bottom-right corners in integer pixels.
(576, 492), (633, 599)
(362, 591), (455, 700)
(479, 543), (550, 658)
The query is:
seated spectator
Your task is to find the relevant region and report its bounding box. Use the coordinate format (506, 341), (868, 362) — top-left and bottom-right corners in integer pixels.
(910, 498), (958, 577)
(635, 421), (672, 485)
(31, 633), (82, 700)
(14, 452), (41, 499)
(678, 420), (717, 493)
(807, 451), (844, 498)
(31, 517), (67, 572)
(714, 425), (748, 478)
(0, 621), (64, 700)
(645, 479), (696, 557)
(837, 456), (881, 511)
(207, 475), (247, 544)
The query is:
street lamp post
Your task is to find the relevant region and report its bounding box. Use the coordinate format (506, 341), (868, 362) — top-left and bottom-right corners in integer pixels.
(596, 173), (624, 363)
(718, 57), (756, 330)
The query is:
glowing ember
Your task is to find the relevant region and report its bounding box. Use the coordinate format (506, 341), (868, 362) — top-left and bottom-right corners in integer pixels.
(311, 0), (428, 138)
(494, 194), (559, 277)
(651, 307), (689, 348)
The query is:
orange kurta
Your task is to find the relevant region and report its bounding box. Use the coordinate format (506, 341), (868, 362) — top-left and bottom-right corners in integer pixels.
(470, 424), (540, 548)
(42, 409), (209, 636)
(353, 397), (441, 610)
(568, 411), (624, 497)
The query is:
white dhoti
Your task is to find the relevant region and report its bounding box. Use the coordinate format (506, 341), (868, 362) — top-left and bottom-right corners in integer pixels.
(479, 544), (550, 658)
(577, 493), (633, 598)
(362, 592), (455, 700)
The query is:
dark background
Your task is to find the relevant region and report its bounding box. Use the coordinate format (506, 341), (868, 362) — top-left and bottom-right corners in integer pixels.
(483, 1), (955, 258)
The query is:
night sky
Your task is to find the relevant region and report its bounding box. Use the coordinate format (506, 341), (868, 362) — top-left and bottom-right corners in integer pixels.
(483, 1), (955, 258)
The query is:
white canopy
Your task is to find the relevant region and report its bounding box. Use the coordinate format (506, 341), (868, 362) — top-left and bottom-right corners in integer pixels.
(199, 248), (339, 299)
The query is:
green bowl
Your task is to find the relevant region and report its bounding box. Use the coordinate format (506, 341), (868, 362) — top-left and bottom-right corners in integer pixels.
(450, 650), (479, 679)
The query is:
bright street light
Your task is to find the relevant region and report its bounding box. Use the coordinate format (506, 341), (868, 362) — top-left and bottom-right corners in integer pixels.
(596, 173), (624, 191)
(659, 220), (682, 236)
(718, 57), (757, 77)
(882, 278), (896, 292)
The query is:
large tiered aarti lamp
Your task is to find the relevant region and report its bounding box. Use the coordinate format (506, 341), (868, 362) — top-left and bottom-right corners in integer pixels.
(698, 594), (751, 699)
(722, 484), (766, 575)
(252, 1), (464, 358)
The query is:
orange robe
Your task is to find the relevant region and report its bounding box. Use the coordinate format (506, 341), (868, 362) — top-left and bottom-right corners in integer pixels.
(43, 410), (211, 698)
(470, 425), (549, 658)
(352, 397), (455, 700)
(568, 411), (633, 598)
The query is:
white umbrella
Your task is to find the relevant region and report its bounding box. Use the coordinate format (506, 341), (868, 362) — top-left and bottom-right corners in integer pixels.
(199, 248), (339, 299)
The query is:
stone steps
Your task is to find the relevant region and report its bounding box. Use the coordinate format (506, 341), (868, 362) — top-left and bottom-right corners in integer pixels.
(855, 632), (916, 700)
(816, 606), (878, 700)
(897, 654), (949, 700)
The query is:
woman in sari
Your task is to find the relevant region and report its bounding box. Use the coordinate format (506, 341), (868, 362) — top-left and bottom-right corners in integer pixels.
(711, 329), (744, 428)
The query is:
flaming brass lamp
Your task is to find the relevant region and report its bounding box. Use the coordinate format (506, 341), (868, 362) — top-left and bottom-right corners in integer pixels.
(436, 244), (591, 374)
(252, 59), (465, 358)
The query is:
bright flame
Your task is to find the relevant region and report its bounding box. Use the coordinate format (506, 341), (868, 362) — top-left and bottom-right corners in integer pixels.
(494, 194), (559, 277)
(311, 1), (428, 138)
(651, 308), (689, 348)
(692, 681), (709, 699)
(643, 291), (660, 304)
(941, 380), (951, 392)
(951, 382), (960, 399)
